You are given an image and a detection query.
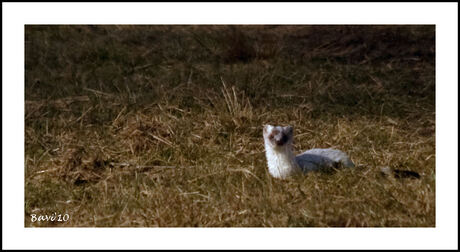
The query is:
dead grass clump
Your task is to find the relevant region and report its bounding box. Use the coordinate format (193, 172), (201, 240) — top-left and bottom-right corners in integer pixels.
(118, 113), (175, 154)
(56, 146), (110, 185)
(219, 80), (254, 129)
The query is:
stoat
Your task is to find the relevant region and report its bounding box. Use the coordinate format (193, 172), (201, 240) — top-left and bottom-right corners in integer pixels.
(263, 125), (355, 179)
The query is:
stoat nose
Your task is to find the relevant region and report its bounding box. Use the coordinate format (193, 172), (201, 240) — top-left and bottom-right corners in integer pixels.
(274, 134), (286, 145)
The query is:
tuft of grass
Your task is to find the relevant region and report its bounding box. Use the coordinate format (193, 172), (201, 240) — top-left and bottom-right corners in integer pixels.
(25, 25), (435, 227)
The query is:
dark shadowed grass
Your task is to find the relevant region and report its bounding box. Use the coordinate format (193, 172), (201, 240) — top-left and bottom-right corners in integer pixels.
(25, 25), (435, 227)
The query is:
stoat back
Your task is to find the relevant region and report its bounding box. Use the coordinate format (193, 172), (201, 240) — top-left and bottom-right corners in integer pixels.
(296, 148), (355, 173)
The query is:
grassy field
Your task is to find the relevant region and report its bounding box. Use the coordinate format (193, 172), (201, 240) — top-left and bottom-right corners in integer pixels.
(25, 25), (435, 227)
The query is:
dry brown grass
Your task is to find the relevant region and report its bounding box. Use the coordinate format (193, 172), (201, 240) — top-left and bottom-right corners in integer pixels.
(25, 25), (435, 227)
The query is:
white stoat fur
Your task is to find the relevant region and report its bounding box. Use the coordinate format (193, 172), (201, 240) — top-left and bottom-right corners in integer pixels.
(263, 125), (355, 179)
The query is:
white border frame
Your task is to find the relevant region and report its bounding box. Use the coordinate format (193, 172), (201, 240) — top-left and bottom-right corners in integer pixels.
(3, 2), (458, 250)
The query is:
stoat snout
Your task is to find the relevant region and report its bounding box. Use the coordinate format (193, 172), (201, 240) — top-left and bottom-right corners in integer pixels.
(275, 134), (287, 146)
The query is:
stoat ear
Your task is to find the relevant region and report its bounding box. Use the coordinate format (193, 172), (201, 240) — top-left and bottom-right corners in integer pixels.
(284, 126), (293, 136)
(263, 125), (269, 135)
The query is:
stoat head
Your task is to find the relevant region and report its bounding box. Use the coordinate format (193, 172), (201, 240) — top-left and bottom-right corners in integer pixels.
(263, 125), (294, 149)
